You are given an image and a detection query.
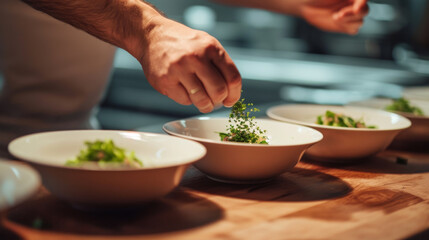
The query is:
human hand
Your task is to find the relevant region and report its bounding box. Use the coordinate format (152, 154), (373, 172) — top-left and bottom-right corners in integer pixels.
(300, 0), (369, 34)
(136, 16), (242, 113)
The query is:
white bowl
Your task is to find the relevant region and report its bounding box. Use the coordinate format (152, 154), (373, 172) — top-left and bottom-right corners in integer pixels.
(349, 98), (429, 147)
(0, 160), (41, 212)
(8, 130), (206, 209)
(267, 104), (411, 163)
(163, 118), (323, 184)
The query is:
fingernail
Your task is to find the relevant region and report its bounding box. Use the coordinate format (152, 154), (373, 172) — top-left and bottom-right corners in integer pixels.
(214, 103), (223, 110)
(200, 102), (214, 113)
(223, 102), (233, 107)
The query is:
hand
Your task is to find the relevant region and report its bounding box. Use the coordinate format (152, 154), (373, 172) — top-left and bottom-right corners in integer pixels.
(300, 0), (369, 34)
(137, 16), (242, 113)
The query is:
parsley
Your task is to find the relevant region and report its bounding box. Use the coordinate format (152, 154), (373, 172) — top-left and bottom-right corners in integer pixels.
(219, 98), (267, 144)
(385, 97), (424, 116)
(317, 110), (377, 129)
(65, 139), (142, 168)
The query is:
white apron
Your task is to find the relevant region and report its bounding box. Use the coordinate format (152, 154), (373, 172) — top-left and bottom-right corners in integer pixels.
(0, 0), (117, 158)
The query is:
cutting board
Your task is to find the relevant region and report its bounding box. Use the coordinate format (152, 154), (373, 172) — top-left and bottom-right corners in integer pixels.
(2, 149), (429, 240)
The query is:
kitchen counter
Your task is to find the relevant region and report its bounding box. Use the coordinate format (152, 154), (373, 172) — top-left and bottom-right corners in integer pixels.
(1, 148), (429, 240)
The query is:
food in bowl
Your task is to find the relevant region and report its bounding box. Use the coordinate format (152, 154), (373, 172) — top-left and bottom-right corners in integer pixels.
(163, 118), (323, 184)
(65, 139), (142, 169)
(267, 104), (411, 163)
(348, 98), (429, 150)
(316, 110), (377, 129)
(385, 97), (424, 116)
(218, 98), (267, 144)
(8, 130), (206, 209)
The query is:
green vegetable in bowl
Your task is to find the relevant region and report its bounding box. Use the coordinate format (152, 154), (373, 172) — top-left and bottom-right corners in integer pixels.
(385, 97), (424, 116)
(66, 139), (142, 169)
(218, 98), (268, 144)
(316, 110), (377, 129)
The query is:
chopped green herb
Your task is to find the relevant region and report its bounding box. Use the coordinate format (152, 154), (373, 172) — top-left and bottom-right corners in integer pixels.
(219, 98), (267, 144)
(316, 110), (377, 129)
(65, 139), (142, 168)
(385, 97), (424, 116)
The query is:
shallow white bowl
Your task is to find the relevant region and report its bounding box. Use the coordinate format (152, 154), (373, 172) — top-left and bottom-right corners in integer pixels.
(163, 118), (323, 184)
(0, 160), (41, 212)
(267, 104), (411, 163)
(8, 130), (206, 209)
(349, 98), (429, 146)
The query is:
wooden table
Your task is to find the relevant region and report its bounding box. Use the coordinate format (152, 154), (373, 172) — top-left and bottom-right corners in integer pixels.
(1, 149), (429, 240)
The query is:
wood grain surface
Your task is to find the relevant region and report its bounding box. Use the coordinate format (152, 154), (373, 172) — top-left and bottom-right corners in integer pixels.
(1, 149), (429, 240)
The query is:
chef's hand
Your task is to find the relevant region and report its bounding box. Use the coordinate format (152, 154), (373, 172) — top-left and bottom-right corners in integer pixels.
(135, 16), (242, 113)
(214, 0), (368, 35)
(300, 0), (369, 35)
(21, 0), (241, 113)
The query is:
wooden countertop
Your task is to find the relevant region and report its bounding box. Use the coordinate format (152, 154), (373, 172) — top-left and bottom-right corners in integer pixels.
(1, 149), (429, 240)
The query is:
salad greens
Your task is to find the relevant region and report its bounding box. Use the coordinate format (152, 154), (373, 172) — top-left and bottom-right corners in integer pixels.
(316, 110), (377, 129)
(65, 139), (142, 168)
(219, 98), (268, 144)
(385, 97), (424, 116)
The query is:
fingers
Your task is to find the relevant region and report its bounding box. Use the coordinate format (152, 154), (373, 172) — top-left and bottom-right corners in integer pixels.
(193, 58), (228, 106)
(332, 2), (368, 35)
(180, 72), (214, 113)
(173, 43), (240, 113)
(208, 47), (242, 107)
(185, 40), (241, 112)
(164, 82), (192, 106)
(145, 26), (241, 113)
(333, 4), (368, 21)
(353, 0), (368, 13)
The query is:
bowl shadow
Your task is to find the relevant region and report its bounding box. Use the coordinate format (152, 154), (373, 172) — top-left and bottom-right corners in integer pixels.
(302, 151), (429, 175)
(0, 225), (23, 240)
(4, 190), (223, 236)
(388, 141), (429, 153)
(181, 167), (352, 202)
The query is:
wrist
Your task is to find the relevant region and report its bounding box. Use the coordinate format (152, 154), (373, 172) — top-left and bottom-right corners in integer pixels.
(119, 1), (164, 62)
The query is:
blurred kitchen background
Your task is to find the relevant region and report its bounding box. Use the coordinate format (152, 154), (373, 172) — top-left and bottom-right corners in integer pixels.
(8, 0), (429, 132)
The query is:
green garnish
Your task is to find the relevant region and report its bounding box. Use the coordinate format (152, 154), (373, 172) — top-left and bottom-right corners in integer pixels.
(218, 98), (268, 144)
(65, 139), (142, 168)
(316, 110), (377, 129)
(385, 97), (424, 116)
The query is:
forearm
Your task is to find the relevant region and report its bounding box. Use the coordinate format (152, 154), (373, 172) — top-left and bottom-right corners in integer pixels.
(212, 0), (304, 16)
(21, 0), (162, 58)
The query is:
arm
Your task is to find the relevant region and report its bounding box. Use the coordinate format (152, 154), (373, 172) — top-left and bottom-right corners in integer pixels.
(23, 0), (241, 113)
(214, 0), (302, 15)
(214, 0), (369, 35)
(21, 0), (158, 57)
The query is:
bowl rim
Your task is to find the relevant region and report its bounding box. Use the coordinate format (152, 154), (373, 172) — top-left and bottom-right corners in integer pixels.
(0, 159), (41, 211)
(266, 104), (412, 132)
(163, 117), (323, 147)
(8, 130), (206, 172)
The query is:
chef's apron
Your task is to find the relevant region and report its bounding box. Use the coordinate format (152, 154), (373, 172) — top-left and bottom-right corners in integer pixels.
(0, 0), (117, 158)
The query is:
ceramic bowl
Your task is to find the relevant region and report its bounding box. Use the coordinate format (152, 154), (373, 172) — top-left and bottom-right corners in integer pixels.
(348, 98), (429, 148)
(163, 118), (323, 184)
(0, 160), (41, 212)
(8, 130), (206, 209)
(267, 104), (411, 163)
